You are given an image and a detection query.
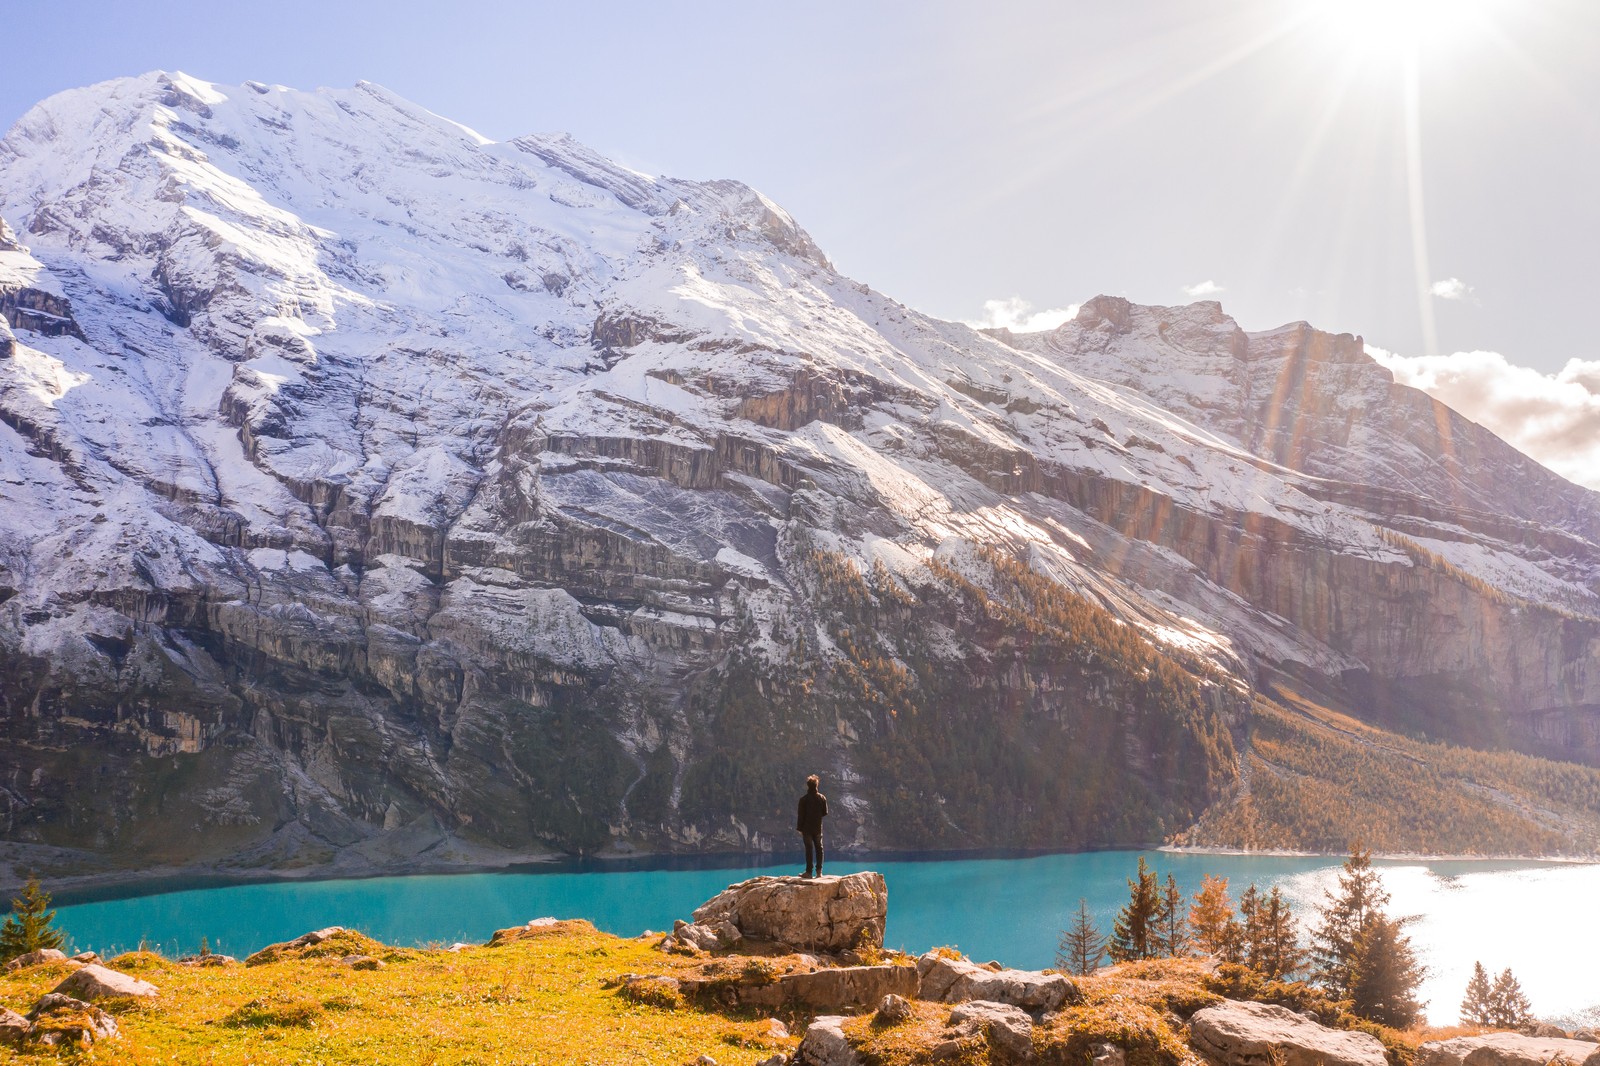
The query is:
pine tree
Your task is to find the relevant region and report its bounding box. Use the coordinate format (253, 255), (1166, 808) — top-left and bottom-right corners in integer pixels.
(1253, 887), (1305, 980)
(1460, 961), (1494, 1026)
(1310, 844), (1391, 998)
(1238, 883), (1264, 970)
(1487, 968), (1533, 1029)
(1188, 874), (1237, 958)
(0, 877), (65, 962)
(1057, 898), (1105, 976)
(1346, 912), (1425, 1028)
(1108, 856), (1161, 962)
(1151, 873), (1189, 958)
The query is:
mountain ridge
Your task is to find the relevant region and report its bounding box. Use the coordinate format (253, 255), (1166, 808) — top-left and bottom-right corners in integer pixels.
(1, 72), (1597, 883)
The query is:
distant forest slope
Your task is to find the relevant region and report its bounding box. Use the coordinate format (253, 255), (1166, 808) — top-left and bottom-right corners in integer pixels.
(1178, 683), (1600, 856)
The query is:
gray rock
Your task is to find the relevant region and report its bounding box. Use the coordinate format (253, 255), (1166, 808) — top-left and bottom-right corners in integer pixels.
(1190, 1001), (1388, 1066)
(1417, 1033), (1600, 1066)
(340, 954), (385, 970)
(916, 952), (1077, 1012)
(691, 873), (888, 953)
(797, 1016), (859, 1066)
(0, 1007), (29, 1046)
(25, 993), (120, 1047)
(3, 948), (68, 971)
(876, 993), (912, 1024)
(49, 963), (160, 1001)
(1092, 1043), (1126, 1066)
(948, 999), (1035, 1060)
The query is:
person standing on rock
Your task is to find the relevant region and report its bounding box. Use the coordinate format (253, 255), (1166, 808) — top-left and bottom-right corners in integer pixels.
(796, 774), (828, 878)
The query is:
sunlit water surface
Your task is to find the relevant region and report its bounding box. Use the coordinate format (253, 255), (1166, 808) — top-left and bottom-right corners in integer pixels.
(45, 851), (1599, 1024)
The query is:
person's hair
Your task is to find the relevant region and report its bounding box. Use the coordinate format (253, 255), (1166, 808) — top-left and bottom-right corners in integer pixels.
(806, 774), (820, 790)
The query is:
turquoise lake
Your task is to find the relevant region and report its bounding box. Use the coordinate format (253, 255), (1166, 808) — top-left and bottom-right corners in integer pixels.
(43, 851), (1600, 1025)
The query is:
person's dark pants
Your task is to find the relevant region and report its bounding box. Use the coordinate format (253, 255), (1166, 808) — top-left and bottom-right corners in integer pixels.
(803, 832), (824, 875)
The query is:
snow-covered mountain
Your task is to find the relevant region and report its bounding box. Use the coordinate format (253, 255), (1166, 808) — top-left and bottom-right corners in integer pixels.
(1, 73), (1596, 878)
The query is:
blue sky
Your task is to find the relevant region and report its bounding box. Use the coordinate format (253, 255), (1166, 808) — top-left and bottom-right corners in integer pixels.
(2, 0), (1596, 382)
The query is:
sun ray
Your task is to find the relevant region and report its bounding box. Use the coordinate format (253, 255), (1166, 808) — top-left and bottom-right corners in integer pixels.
(1402, 48), (1439, 357)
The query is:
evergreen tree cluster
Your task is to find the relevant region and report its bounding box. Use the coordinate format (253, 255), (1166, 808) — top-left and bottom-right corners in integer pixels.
(1460, 962), (1533, 1029)
(1074, 846), (1433, 1029)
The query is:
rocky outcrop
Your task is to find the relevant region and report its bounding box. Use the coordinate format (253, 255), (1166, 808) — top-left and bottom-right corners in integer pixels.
(945, 1000), (1036, 1061)
(1188, 1000), (1389, 1066)
(18, 994), (119, 1049)
(689, 874), (888, 953)
(735, 964), (918, 1010)
(1416, 1033), (1600, 1066)
(915, 952), (1077, 1013)
(49, 964), (160, 1002)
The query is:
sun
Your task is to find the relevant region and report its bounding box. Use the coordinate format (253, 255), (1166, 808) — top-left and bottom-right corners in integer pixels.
(1303, 0), (1506, 62)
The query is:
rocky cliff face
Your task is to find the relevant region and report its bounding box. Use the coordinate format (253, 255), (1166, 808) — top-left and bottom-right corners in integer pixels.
(0, 73), (1595, 880)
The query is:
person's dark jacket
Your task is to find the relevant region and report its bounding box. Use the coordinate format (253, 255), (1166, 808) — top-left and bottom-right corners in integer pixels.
(796, 788), (828, 835)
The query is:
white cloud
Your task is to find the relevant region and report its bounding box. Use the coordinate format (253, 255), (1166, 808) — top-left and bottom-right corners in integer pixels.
(1370, 347), (1600, 491)
(964, 297), (1080, 333)
(1430, 277), (1473, 300)
(1183, 280), (1225, 297)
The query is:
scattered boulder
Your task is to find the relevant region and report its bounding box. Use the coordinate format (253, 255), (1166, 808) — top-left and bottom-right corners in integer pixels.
(0, 1007), (29, 1046)
(49, 963), (160, 1002)
(948, 1000), (1035, 1060)
(4, 948), (68, 971)
(179, 953), (237, 967)
(796, 1015), (860, 1066)
(665, 917), (743, 954)
(876, 993), (912, 1024)
(71, 952), (98, 963)
(246, 927), (346, 965)
(1092, 1042), (1126, 1066)
(1189, 1000), (1388, 1066)
(754, 1056), (789, 1066)
(24, 994), (119, 1048)
(916, 952), (1077, 1013)
(341, 954), (385, 971)
(762, 1017), (791, 1040)
(690, 872), (888, 953)
(1417, 1033), (1600, 1066)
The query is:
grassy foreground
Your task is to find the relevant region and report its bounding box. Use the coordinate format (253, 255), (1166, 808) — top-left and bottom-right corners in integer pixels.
(0, 921), (1477, 1066)
(0, 924), (794, 1065)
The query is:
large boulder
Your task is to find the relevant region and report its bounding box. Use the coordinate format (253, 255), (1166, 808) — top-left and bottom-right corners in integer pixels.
(1189, 1001), (1388, 1066)
(689, 873), (888, 953)
(0, 1007), (29, 1046)
(796, 1015), (860, 1066)
(1417, 1033), (1600, 1066)
(915, 952), (1077, 1013)
(49, 963), (159, 1002)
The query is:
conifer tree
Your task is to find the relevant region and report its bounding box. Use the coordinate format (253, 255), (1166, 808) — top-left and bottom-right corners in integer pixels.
(1310, 844), (1390, 998)
(1487, 968), (1533, 1029)
(1238, 883), (1264, 969)
(1152, 873), (1189, 957)
(0, 877), (65, 962)
(1108, 856), (1161, 962)
(1057, 898), (1105, 976)
(1253, 886), (1305, 980)
(1460, 961), (1494, 1026)
(1346, 912), (1425, 1028)
(1188, 874), (1237, 959)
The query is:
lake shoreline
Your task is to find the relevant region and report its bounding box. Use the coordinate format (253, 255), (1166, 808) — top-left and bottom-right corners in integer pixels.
(13, 838), (1595, 908)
